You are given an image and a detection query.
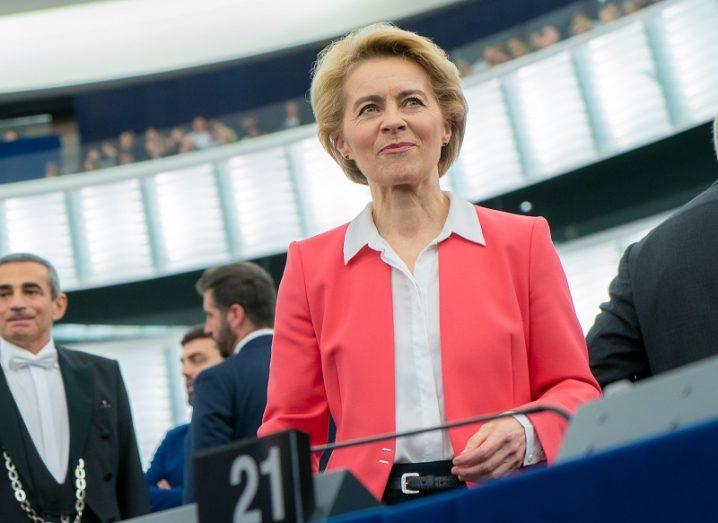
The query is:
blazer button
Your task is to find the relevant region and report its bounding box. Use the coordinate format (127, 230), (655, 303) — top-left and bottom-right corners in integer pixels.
(100, 431), (111, 440)
(104, 473), (113, 482)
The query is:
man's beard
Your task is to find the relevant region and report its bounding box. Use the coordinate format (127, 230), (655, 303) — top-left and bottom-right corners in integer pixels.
(216, 318), (238, 357)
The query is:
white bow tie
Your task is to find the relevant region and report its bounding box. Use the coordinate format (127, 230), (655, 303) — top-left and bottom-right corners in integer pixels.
(8, 350), (58, 371)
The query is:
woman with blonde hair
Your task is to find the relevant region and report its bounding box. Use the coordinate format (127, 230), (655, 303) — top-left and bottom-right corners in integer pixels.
(259, 23), (600, 504)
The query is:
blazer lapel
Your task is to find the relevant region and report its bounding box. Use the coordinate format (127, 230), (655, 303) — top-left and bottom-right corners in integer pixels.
(0, 365), (33, 489)
(57, 348), (94, 465)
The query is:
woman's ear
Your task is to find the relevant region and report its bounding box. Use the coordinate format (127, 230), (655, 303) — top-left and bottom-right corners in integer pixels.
(335, 133), (351, 160)
(442, 119), (452, 146)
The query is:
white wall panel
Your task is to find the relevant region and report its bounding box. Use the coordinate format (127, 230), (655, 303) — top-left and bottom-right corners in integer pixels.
(76, 180), (153, 283)
(2, 192), (77, 287)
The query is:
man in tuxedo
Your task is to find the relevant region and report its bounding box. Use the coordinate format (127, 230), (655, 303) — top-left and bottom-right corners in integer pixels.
(0, 253), (149, 522)
(587, 115), (718, 388)
(183, 262), (276, 504)
(144, 326), (224, 512)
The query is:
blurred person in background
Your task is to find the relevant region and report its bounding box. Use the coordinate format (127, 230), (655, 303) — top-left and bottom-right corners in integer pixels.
(259, 23), (600, 504)
(506, 36), (530, 59)
(144, 127), (166, 160)
(240, 115), (263, 139)
(569, 11), (594, 36)
(179, 136), (196, 155)
(118, 151), (134, 165)
(210, 119), (238, 146)
(482, 44), (509, 67)
(598, 2), (622, 24)
(0, 253), (149, 521)
(540, 24), (561, 46)
(144, 327), (224, 512)
(282, 100), (303, 129)
(587, 115), (718, 388)
(530, 24), (562, 50)
(118, 130), (141, 164)
(82, 148), (101, 171)
(188, 116), (215, 150)
(183, 262), (276, 504)
(99, 140), (119, 168)
(164, 127), (186, 157)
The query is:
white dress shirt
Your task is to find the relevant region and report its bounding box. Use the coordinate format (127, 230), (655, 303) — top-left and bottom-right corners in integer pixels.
(234, 328), (274, 355)
(343, 192), (544, 465)
(0, 337), (70, 482)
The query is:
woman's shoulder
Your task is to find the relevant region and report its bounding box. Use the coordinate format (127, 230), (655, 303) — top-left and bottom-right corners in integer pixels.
(473, 204), (546, 234)
(295, 222), (349, 248)
(288, 222), (350, 265)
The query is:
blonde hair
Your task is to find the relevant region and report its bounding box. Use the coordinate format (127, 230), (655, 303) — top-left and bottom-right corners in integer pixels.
(310, 23), (467, 185)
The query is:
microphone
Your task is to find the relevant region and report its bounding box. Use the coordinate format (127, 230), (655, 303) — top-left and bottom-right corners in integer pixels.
(310, 405), (571, 453)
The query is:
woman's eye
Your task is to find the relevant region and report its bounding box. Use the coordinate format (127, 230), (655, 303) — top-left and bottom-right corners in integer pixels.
(359, 104), (377, 115)
(405, 97), (424, 107)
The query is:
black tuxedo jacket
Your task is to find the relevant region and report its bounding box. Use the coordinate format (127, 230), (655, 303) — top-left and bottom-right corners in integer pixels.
(0, 345), (150, 522)
(587, 181), (718, 388)
(183, 333), (272, 503)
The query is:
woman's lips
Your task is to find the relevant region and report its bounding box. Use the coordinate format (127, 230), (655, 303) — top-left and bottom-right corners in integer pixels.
(7, 318), (33, 327)
(380, 143), (415, 154)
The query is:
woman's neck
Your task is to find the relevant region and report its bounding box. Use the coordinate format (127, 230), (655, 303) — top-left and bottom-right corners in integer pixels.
(370, 178), (449, 243)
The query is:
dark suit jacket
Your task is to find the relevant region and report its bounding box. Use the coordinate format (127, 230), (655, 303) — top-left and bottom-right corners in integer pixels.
(183, 333), (271, 504)
(587, 181), (718, 388)
(0, 345), (150, 522)
(144, 423), (187, 512)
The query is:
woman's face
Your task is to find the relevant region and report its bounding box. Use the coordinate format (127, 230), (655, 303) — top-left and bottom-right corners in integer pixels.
(335, 57), (451, 189)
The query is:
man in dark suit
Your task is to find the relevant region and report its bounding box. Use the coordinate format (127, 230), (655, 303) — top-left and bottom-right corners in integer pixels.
(183, 262), (276, 504)
(587, 115), (718, 388)
(0, 253), (149, 522)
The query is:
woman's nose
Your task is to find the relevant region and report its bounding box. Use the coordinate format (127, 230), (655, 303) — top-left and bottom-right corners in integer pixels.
(381, 105), (407, 133)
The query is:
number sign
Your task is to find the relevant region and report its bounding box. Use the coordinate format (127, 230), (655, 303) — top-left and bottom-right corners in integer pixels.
(194, 430), (314, 523)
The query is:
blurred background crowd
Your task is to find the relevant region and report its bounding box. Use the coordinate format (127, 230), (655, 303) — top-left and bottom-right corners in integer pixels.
(0, 0), (658, 183)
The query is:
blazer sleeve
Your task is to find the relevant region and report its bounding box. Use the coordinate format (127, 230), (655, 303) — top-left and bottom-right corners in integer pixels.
(144, 433), (168, 487)
(144, 431), (183, 512)
(586, 242), (651, 388)
(259, 241), (329, 471)
(114, 362), (151, 518)
(522, 218), (601, 462)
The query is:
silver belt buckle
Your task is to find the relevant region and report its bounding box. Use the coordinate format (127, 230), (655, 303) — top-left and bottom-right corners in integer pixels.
(400, 472), (420, 494)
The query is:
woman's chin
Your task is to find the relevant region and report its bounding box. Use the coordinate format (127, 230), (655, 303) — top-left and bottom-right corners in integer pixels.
(372, 167), (437, 188)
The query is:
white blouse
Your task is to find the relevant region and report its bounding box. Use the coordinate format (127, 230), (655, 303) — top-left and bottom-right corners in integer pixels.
(343, 192), (543, 465)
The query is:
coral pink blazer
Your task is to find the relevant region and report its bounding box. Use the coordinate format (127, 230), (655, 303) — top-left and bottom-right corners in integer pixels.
(259, 206), (600, 500)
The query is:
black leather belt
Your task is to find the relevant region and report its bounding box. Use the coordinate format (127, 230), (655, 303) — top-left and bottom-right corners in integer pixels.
(387, 472), (463, 494)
